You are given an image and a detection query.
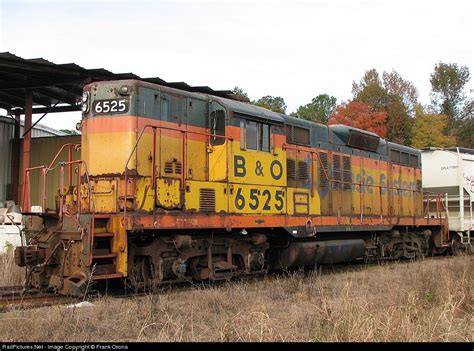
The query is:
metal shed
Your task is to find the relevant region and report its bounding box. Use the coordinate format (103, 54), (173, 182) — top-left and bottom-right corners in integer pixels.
(0, 116), (66, 204)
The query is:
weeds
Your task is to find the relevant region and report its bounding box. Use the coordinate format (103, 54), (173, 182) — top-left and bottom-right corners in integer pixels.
(0, 255), (472, 341)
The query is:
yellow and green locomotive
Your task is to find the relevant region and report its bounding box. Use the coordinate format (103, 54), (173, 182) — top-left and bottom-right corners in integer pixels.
(15, 79), (449, 295)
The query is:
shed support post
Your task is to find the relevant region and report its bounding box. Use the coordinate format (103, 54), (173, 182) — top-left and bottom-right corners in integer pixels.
(20, 90), (32, 210)
(10, 111), (21, 203)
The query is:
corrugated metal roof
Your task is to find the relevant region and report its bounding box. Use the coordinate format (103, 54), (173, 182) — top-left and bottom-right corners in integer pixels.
(0, 115), (66, 136)
(0, 52), (247, 114)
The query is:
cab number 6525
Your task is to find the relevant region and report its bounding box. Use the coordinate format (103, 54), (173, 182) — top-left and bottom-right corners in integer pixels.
(93, 99), (129, 114)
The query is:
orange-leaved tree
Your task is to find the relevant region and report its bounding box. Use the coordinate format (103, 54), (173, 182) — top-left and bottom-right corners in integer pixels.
(327, 101), (388, 138)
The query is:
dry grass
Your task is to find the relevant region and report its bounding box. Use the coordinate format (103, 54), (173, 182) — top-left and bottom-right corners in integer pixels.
(0, 255), (472, 342)
(0, 251), (25, 286)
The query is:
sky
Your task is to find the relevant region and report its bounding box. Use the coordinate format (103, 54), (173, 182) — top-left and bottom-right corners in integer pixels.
(0, 0), (473, 131)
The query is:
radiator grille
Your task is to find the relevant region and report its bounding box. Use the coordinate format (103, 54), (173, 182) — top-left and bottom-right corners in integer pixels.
(342, 156), (352, 190)
(298, 160), (309, 180)
(332, 154), (342, 189)
(199, 188), (216, 212)
(287, 159), (296, 180)
(318, 152), (329, 189)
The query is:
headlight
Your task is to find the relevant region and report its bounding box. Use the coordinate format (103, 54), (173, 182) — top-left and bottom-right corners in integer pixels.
(82, 91), (89, 102)
(119, 86), (130, 95)
(81, 102), (89, 113)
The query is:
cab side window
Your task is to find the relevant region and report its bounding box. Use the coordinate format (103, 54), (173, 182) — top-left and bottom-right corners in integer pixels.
(246, 121), (258, 150)
(241, 119), (271, 152)
(210, 109), (226, 146)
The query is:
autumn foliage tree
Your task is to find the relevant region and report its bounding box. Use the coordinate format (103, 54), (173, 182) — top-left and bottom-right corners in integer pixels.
(352, 69), (417, 144)
(411, 105), (455, 148)
(328, 101), (388, 138)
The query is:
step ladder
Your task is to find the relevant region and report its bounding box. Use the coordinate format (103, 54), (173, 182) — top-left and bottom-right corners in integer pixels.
(460, 231), (471, 246)
(91, 215), (123, 280)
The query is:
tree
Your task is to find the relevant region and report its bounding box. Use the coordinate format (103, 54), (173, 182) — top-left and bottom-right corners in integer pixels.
(411, 105), (455, 149)
(231, 86), (249, 100)
(60, 129), (79, 135)
(291, 94), (336, 123)
(352, 69), (417, 144)
(352, 69), (388, 110)
(386, 99), (412, 145)
(327, 101), (388, 138)
(253, 96), (287, 114)
(457, 99), (474, 148)
(383, 70), (418, 115)
(430, 62), (470, 131)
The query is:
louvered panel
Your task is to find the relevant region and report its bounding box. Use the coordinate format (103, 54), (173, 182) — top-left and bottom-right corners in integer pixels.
(164, 161), (173, 174)
(332, 154), (342, 189)
(318, 152), (329, 188)
(342, 156), (352, 190)
(174, 161), (182, 174)
(297, 160), (309, 180)
(199, 188), (215, 212)
(287, 159), (296, 179)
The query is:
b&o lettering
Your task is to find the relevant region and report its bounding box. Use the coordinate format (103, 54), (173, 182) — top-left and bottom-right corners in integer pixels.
(234, 155), (246, 177)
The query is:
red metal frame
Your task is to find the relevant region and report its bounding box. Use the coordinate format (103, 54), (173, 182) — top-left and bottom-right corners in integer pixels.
(21, 144), (81, 214)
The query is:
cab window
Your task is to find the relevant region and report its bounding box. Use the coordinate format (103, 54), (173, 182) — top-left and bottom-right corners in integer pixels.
(241, 119), (270, 152)
(210, 109), (225, 145)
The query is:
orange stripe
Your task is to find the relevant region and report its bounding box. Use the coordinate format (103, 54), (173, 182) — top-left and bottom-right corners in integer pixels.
(84, 116), (209, 142)
(126, 213), (445, 231)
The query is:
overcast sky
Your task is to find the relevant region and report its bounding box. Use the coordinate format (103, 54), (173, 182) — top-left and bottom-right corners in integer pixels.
(0, 0), (473, 130)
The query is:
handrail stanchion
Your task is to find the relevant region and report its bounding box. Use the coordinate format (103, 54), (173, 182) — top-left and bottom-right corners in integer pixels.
(68, 145), (73, 186)
(41, 168), (46, 211)
(59, 164), (65, 221)
(77, 163), (82, 217)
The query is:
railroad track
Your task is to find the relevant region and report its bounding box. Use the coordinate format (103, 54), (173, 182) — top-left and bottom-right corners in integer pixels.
(0, 254), (468, 311)
(0, 287), (79, 312)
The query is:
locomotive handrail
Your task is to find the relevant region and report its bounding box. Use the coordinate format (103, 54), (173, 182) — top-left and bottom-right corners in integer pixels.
(21, 143), (81, 212)
(22, 159), (94, 218)
(123, 123), (233, 224)
(283, 143), (448, 225)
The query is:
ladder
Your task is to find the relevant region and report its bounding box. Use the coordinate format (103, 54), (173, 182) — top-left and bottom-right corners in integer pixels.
(90, 214), (123, 280)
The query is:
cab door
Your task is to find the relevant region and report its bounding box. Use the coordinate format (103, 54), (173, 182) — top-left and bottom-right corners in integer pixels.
(208, 102), (227, 181)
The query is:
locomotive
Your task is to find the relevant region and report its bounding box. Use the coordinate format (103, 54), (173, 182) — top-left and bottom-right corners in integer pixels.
(15, 79), (449, 295)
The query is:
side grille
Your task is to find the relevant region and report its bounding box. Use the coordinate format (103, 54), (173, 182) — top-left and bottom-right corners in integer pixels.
(332, 154), (342, 189)
(318, 152), (329, 189)
(287, 159), (296, 180)
(164, 160), (182, 174)
(342, 156), (352, 190)
(199, 188), (215, 212)
(298, 160), (309, 180)
(164, 161), (173, 174)
(174, 161), (182, 174)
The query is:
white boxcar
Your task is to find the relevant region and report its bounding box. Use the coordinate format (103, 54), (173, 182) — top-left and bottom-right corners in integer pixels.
(421, 147), (473, 245)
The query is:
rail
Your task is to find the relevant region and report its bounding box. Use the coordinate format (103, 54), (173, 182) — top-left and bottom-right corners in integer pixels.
(0, 289), (77, 311)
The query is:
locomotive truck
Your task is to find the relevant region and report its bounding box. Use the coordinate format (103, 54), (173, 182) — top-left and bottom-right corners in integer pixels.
(15, 79), (450, 295)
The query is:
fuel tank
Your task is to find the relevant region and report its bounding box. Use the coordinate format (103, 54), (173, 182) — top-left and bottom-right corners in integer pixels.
(271, 239), (366, 269)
